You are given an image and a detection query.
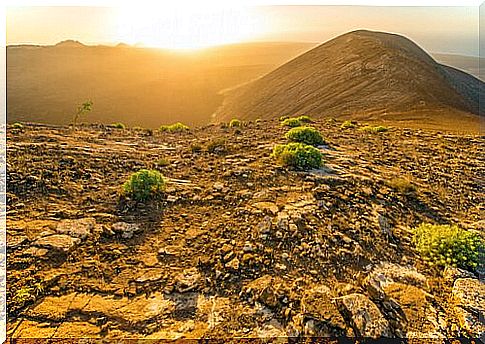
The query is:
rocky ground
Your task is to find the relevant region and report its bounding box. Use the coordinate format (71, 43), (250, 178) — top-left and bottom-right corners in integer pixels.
(5, 119), (485, 340)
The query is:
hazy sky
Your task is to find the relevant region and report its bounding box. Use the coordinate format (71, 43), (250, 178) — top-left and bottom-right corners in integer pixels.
(6, 5), (479, 55)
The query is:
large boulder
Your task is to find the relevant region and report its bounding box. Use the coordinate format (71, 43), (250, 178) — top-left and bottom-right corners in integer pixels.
(56, 218), (97, 239)
(33, 234), (80, 254)
(336, 293), (392, 338)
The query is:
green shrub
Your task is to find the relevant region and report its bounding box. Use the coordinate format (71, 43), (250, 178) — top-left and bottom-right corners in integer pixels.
(297, 115), (313, 123)
(285, 126), (324, 146)
(12, 122), (24, 129)
(388, 177), (416, 194)
(272, 143), (322, 170)
(360, 125), (388, 133)
(341, 120), (357, 129)
(279, 115), (289, 121)
(207, 138), (227, 154)
(157, 157), (170, 167)
(123, 169), (165, 201)
(160, 122), (190, 133)
(190, 143), (203, 153)
(281, 118), (302, 128)
(229, 119), (241, 128)
(112, 122), (126, 129)
(412, 223), (483, 271)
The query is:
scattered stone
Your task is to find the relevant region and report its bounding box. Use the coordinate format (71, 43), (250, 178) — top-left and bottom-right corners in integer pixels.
(112, 222), (141, 239)
(33, 234), (80, 254)
(252, 202), (279, 215)
(443, 266), (476, 283)
(225, 257), (240, 270)
(336, 293), (392, 338)
(7, 234), (28, 249)
(257, 216), (272, 234)
(21, 247), (49, 257)
(56, 218), (96, 239)
(135, 269), (165, 283)
(174, 268), (202, 293)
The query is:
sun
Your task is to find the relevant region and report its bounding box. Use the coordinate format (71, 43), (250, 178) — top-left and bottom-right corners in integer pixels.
(115, 5), (265, 50)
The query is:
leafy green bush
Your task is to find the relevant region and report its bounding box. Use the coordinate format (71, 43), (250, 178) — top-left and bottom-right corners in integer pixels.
(285, 126), (324, 146)
(12, 122), (24, 129)
(229, 119), (241, 128)
(160, 122), (190, 133)
(281, 118), (302, 128)
(272, 143), (322, 170)
(123, 169), (165, 201)
(111, 122), (126, 129)
(297, 115), (313, 123)
(360, 125), (388, 133)
(340, 120), (357, 129)
(412, 223), (483, 271)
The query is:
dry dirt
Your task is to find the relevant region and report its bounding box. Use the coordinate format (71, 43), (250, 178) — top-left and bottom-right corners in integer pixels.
(5, 119), (484, 340)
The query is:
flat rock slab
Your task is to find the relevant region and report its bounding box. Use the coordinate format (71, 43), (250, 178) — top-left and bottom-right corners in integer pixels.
(336, 293), (392, 338)
(56, 217), (96, 239)
(32, 234), (81, 253)
(452, 278), (485, 337)
(28, 292), (175, 326)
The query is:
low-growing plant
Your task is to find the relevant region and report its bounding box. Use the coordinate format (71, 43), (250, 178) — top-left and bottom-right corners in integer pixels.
(229, 119), (241, 128)
(360, 125), (389, 133)
(112, 122), (126, 129)
(207, 138), (227, 154)
(272, 142), (322, 170)
(285, 126), (324, 146)
(297, 115), (313, 123)
(412, 223), (483, 271)
(123, 169), (165, 201)
(279, 115), (289, 121)
(160, 122), (190, 133)
(341, 120), (357, 129)
(281, 118), (302, 128)
(388, 177), (416, 194)
(157, 157), (170, 167)
(190, 143), (203, 153)
(12, 122), (24, 129)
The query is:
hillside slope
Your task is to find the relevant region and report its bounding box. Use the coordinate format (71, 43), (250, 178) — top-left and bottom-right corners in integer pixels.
(214, 30), (484, 125)
(7, 42), (314, 127)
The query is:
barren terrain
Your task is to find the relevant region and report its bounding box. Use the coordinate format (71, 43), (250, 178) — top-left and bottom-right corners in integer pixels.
(6, 119), (484, 339)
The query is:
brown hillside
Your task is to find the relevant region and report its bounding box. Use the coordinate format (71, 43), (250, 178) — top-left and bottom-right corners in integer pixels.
(214, 30), (484, 126)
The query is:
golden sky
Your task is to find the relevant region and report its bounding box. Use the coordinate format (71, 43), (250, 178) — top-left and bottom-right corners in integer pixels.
(6, 5), (479, 55)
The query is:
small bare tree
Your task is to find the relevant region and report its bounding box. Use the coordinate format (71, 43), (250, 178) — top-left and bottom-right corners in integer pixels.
(73, 100), (93, 129)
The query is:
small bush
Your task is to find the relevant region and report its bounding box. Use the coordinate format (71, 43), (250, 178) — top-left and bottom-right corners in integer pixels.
(207, 138), (227, 154)
(160, 122), (190, 133)
(297, 115), (313, 123)
(272, 142), (322, 170)
(229, 119), (241, 128)
(281, 118), (302, 128)
(123, 169), (165, 201)
(157, 157), (170, 167)
(112, 122), (126, 129)
(341, 120), (357, 129)
(388, 177), (416, 194)
(360, 125), (388, 133)
(12, 122), (24, 129)
(190, 143), (203, 153)
(413, 223), (483, 271)
(285, 126), (324, 146)
(279, 115), (289, 121)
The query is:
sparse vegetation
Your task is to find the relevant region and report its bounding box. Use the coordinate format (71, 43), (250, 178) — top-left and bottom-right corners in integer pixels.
(123, 169), (165, 201)
(272, 142), (322, 170)
(285, 126), (324, 146)
(111, 122), (126, 129)
(11, 122), (24, 129)
(279, 115), (289, 121)
(229, 119), (242, 128)
(413, 223), (482, 271)
(73, 100), (93, 129)
(388, 177), (417, 194)
(360, 125), (389, 133)
(341, 120), (357, 129)
(281, 118), (302, 128)
(207, 138), (227, 154)
(190, 143), (203, 153)
(297, 115), (313, 123)
(156, 157), (170, 167)
(160, 122), (190, 133)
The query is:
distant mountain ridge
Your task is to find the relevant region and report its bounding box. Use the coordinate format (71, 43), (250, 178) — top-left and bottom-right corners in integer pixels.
(214, 30), (484, 125)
